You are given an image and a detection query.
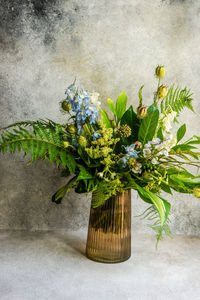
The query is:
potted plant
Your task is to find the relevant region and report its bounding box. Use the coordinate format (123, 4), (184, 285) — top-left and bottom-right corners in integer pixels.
(1, 66), (200, 263)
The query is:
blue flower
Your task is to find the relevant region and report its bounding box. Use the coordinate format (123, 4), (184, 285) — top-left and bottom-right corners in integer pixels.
(92, 131), (102, 140)
(124, 144), (140, 158)
(64, 83), (99, 130)
(72, 138), (79, 148)
(117, 156), (129, 168)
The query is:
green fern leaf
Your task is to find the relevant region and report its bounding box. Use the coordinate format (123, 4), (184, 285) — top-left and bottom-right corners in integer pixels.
(162, 85), (194, 115)
(0, 121), (76, 173)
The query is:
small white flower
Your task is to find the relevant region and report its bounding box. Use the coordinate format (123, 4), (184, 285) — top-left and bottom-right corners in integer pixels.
(97, 172), (104, 178)
(152, 138), (161, 145)
(143, 148), (152, 158)
(111, 172), (116, 179)
(90, 92), (101, 107)
(151, 158), (158, 165)
(132, 162), (142, 174)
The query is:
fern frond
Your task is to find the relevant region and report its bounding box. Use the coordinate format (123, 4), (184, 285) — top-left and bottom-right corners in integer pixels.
(138, 205), (172, 247)
(0, 119), (65, 131)
(91, 190), (108, 208)
(0, 121), (76, 173)
(161, 85), (194, 116)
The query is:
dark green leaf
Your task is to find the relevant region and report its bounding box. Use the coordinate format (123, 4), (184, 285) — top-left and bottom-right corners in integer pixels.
(120, 106), (140, 142)
(77, 165), (94, 180)
(52, 177), (77, 204)
(138, 104), (159, 145)
(177, 124), (186, 143)
(157, 127), (164, 140)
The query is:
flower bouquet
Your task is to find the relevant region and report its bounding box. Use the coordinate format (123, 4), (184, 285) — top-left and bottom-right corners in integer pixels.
(1, 66), (200, 262)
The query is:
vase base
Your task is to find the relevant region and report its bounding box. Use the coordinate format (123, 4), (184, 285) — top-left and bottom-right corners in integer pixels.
(86, 251), (131, 264)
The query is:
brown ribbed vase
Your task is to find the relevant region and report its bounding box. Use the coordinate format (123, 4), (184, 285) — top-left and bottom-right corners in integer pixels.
(86, 190), (131, 263)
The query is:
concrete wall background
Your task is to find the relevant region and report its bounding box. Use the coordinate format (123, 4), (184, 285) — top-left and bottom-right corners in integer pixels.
(0, 0), (200, 235)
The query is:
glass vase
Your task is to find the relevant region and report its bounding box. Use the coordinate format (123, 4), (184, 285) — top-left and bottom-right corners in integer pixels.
(86, 190), (131, 263)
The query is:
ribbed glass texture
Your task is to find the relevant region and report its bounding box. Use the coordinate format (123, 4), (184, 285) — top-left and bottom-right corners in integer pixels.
(86, 190), (131, 263)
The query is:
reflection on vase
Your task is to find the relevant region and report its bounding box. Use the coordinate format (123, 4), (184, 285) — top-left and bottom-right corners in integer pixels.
(86, 190), (131, 263)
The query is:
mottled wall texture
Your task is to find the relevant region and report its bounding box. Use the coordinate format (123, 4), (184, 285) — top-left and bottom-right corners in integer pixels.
(0, 0), (200, 235)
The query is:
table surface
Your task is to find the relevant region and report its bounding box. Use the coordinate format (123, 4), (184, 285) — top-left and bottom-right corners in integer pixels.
(0, 230), (199, 300)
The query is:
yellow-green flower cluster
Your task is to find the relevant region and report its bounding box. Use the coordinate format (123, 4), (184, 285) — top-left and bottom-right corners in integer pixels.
(85, 123), (120, 181)
(85, 124), (119, 161)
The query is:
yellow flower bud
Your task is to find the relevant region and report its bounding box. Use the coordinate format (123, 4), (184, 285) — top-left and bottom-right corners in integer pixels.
(157, 85), (168, 99)
(63, 141), (70, 148)
(111, 119), (117, 128)
(155, 65), (165, 79)
(193, 188), (200, 198)
(78, 135), (87, 147)
(137, 105), (147, 118)
(129, 158), (136, 166)
(66, 124), (76, 134)
(134, 141), (142, 151)
(61, 101), (71, 112)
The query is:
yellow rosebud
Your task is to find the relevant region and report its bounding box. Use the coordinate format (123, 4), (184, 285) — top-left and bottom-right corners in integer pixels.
(78, 135), (87, 147)
(193, 188), (200, 198)
(66, 124), (76, 134)
(61, 100), (71, 112)
(63, 141), (70, 148)
(157, 85), (168, 99)
(155, 65), (165, 79)
(134, 141), (142, 151)
(137, 105), (147, 118)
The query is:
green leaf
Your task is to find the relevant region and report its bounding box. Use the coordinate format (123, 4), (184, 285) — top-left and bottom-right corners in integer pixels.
(77, 165), (94, 180)
(160, 182), (172, 194)
(115, 91), (127, 121)
(172, 144), (197, 152)
(120, 106), (140, 142)
(100, 109), (112, 128)
(107, 98), (116, 115)
(157, 127), (164, 140)
(138, 104), (159, 145)
(136, 185), (167, 225)
(52, 176), (77, 204)
(177, 124), (186, 143)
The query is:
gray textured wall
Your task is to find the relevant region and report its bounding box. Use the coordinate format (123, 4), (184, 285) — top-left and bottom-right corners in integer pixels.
(0, 0), (200, 235)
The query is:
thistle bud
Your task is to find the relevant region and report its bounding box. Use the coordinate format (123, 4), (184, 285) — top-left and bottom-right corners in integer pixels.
(63, 141), (70, 148)
(61, 100), (71, 112)
(118, 125), (131, 137)
(66, 124), (76, 134)
(155, 65), (165, 79)
(134, 141), (142, 151)
(137, 105), (147, 118)
(157, 85), (168, 99)
(78, 135), (87, 147)
(193, 188), (200, 198)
